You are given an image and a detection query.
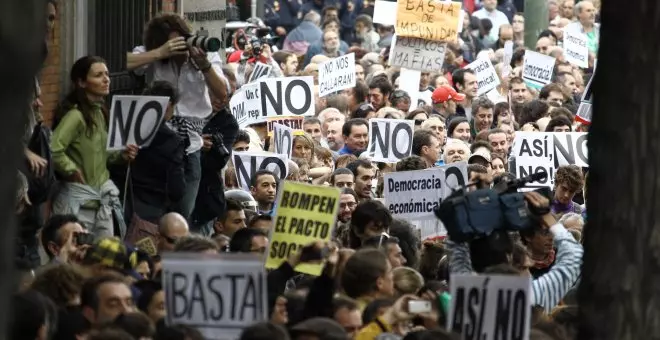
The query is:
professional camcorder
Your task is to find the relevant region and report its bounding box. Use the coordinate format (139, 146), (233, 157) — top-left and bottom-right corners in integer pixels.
(434, 171), (549, 243)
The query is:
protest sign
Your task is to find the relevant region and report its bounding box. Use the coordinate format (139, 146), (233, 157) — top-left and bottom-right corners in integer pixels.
(384, 162), (467, 221)
(267, 182), (340, 275)
(259, 76), (315, 117)
(106, 95), (169, 151)
(248, 62), (273, 83)
(373, 0), (397, 25)
(522, 50), (555, 90)
(230, 83), (262, 127)
(388, 35), (447, 72)
(266, 116), (304, 137)
(510, 132), (588, 188)
(395, 0), (462, 42)
(273, 123), (294, 159)
(501, 41), (514, 78)
(576, 61), (596, 125)
(232, 151), (289, 191)
(398, 68), (421, 112)
(466, 57), (500, 96)
(447, 274), (531, 340)
(318, 53), (356, 97)
(367, 118), (414, 163)
(563, 30), (589, 68)
(163, 253), (267, 340)
(183, 0), (227, 48)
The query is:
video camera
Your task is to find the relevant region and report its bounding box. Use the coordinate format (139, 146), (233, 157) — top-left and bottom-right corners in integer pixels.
(434, 171), (549, 243)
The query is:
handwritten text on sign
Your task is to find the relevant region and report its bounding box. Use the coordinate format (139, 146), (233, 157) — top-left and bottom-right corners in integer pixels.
(389, 35), (447, 72)
(163, 253), (267, 340)
(448, 274), (531, 340)
(267, 182), (340, 276)
(466, 57), (501, 96)
(563, 30), (589, 68)
(367, 118), (414, 163)
(232, 151), (289, 191)
(522, 50), (555, 90)
(107, 95), (169, 151)
(273, 123), (294, 159)
(230, 83), (262, 128)
(395, 0), (462, 42)
(318, 53), (356, 97)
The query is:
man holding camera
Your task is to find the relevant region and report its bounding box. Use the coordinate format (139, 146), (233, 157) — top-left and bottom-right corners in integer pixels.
(126, 13), (229, 222)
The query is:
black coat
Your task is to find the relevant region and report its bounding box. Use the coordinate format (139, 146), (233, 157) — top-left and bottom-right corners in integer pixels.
(192, 109), (239, 226)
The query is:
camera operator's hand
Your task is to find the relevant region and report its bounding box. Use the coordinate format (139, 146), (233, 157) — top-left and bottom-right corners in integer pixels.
(275, 26), (287, 35)
(202, 134), (213, 151)
(190, 47), (212, 72)
(158, 36), (188, 59)
(469, 172), (494, 190)
(261, 44), (272, 60)
(523, 191), (556, 228)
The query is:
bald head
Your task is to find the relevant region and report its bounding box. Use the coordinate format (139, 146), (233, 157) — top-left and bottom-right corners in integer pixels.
(158, 213), (190, 252)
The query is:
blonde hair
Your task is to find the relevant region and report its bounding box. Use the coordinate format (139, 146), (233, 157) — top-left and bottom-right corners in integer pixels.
(392, 267), (424, 296)
(293, 133), (316, 163)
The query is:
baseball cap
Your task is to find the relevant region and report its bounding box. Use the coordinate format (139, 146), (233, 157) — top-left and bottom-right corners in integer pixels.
(432, 85), (466, 104)
(82, 237), (129, 270)
(290, 317), (347, 340)
(468, 147), (492, 164)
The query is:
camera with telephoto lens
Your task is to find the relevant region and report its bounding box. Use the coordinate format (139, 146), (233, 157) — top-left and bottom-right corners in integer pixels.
(433, 171), (549, 243)
(185, 33), (221, 52)
(249, 36), (263, 56)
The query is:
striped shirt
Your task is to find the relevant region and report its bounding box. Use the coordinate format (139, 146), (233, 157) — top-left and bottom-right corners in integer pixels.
(446, 223), (583, 313)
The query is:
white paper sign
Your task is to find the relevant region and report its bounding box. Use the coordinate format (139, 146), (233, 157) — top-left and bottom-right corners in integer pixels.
(510, 132), (588, 188)
(248, 62), (273, 83)
(563, 30), (589, 68)
(502, 41), (514, 78)
(388, 35), (447, 72)
(163, 253), (267, 340)
(466, 57), (501, 96)
(447, 274), (532, 340)
(232, 151), (289, 191)
(522, 50), (556, 90)
(398, 68), (421, 112)
(318, 53), (356, 97)
(367, 118), (414, 163)
(273, 123), (294, 159)
(230, 76), (315, 128)
(373, 0), (397, 25)
(229, 83), (263, 127)
(384, 163), (468, 221)
(576, 62), (595, 124)
(106, 95), (169, 151)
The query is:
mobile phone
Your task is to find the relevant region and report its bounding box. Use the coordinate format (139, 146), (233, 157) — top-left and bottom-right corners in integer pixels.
(407, 300), (432, 314)
(75, 232), (95, 246)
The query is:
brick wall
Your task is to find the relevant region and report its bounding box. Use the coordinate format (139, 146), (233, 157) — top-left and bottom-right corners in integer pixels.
(39, 0), (63, 126)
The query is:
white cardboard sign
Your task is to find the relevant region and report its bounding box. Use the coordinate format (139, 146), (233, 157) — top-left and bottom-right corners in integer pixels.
(367, 118), (414, 163)
(318, 53), (356, 97)
(106, 95), (169, 151)
(163, 253), (267, 340)
(232, 151), (289, 191)
(248, 62), (273, 83)
(466, 57), (501, 96)
(522, 50), (556, 90)
(563, 30), (589, 68)
(447, 274), (532, 340)
(273, 123), (294, 159)
(388, 35), (447, 72)
(230, 83), (263, 127)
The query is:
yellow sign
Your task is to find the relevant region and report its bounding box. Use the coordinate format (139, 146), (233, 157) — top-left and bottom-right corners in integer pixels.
(267, 116), (305, 136)
(266, 181), (340, 275)
(395, 0), (462, 42)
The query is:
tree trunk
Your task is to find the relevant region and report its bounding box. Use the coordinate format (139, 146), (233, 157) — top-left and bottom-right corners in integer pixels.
(578, 1), (660, 339)
(0, 0), (47, 336)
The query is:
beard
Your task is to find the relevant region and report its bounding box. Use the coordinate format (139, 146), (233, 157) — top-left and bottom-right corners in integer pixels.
(325, 44), (339, 55)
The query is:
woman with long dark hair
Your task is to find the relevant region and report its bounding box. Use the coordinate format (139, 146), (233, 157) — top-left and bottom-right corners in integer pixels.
(50, 56), (137, 238)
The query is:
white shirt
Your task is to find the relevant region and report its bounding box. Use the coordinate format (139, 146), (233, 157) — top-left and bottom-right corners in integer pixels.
(132, 45), (225, 120)
(472, 8), (510, 41)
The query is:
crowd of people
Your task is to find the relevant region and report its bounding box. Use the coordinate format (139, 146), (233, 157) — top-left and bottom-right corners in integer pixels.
(14, 0), (598, 339)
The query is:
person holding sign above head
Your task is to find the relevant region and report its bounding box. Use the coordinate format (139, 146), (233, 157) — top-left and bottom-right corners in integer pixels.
(125, 81), (185, 225)
(51, 56), (138, 239)
(251, 169), (279, 215)
(126, 13), (229, 223)
(338, 118), (369, 156)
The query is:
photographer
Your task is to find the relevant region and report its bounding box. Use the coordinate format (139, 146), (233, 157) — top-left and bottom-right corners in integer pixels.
(228, 34), (283, 84)
(126, 13), (229, 222)
(445, 175), (583, 313)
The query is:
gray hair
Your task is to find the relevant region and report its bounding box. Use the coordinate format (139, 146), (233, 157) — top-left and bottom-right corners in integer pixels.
(304, 11), (321, 26)
(174, 235), (219, 253)
(471, 96), (495, 115)
(559, 212), (584, 226)
(574, 0), (593, 17)
(355, 14), (373, 28)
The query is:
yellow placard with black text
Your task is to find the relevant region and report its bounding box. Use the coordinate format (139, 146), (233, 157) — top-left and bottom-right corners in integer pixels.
(267, 116), (305, 136)
(266, 181), (340, 275)
(395, 0), (462, 42)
